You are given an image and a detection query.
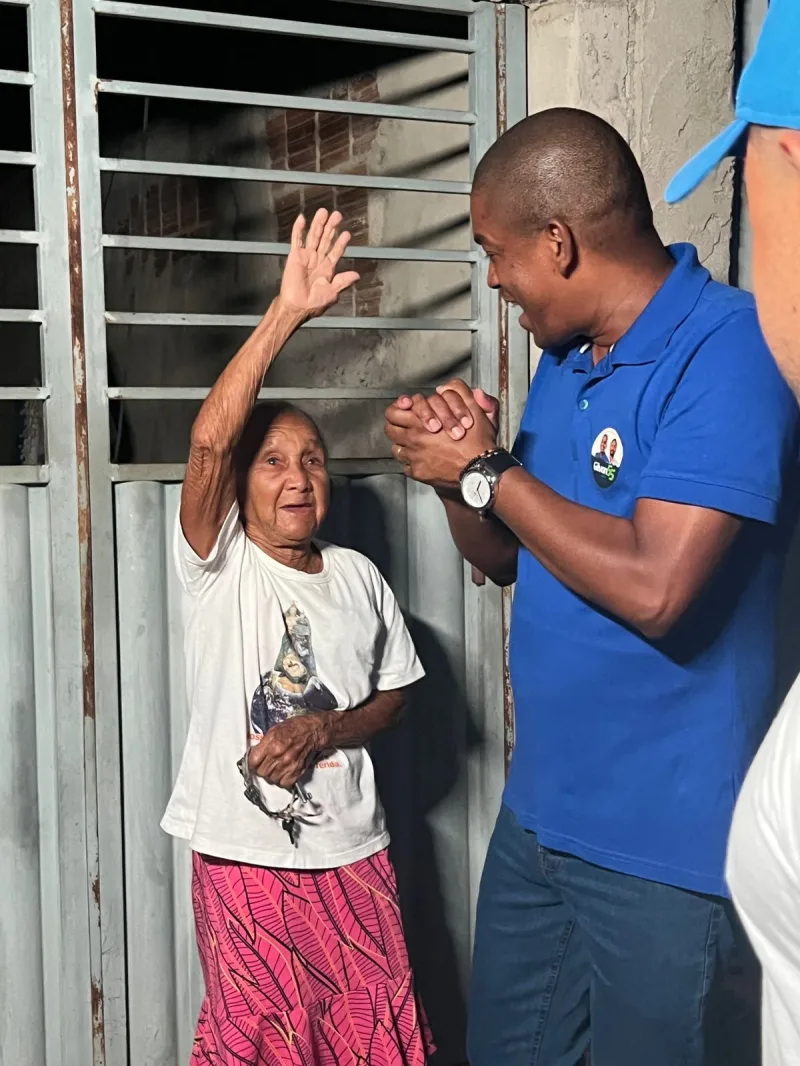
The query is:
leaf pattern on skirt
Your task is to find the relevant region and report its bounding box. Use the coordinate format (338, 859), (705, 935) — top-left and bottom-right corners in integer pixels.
(190, 849), (434, 1066)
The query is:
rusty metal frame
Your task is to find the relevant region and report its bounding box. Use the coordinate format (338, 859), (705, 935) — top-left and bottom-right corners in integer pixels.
(103, 233), (478, 262)
(57, 2), (107, 1061)
(1, 0), (103, 1063)
(98, 77), (478, 125)
(461, 0), (528, 949)
(95, 0), (477, 52)
(28, 1), (528, 1061)
(332, 0), (474, 10)
(496, 3), (528, 779)
(100, 154), (472, 195)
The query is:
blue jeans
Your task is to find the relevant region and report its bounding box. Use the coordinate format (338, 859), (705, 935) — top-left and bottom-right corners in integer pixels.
(468, 805), (758, 1066)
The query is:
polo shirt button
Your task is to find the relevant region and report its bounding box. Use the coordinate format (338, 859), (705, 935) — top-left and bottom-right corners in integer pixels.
(578, 398), (589, 410)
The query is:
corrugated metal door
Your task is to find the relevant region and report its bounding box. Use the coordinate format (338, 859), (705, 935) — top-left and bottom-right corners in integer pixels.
(0, 1), (528, 1063)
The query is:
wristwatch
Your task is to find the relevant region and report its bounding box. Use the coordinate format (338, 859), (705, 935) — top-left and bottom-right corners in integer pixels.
(460, 448), (521, 513)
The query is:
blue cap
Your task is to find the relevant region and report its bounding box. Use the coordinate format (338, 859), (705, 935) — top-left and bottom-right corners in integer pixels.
(666, 0), (800, 204)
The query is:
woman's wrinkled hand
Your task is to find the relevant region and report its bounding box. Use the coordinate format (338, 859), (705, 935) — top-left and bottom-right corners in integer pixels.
(277, 209), (360, 320)
(248, 713), (332, 791)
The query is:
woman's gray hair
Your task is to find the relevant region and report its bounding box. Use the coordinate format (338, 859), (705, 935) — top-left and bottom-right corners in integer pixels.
(233, 402), (328, 477)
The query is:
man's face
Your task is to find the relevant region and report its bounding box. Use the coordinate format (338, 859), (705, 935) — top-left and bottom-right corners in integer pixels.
(471, 190), (576, 349)
(745, 126), (800, 398)
(600, 434), (608, 454)
(242, 412), (329, 546)
(609, 438), (617, 461)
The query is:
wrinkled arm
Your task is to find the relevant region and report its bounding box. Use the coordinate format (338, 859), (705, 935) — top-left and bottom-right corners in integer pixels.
(181, 299), (306, 560)
(319, 689), (406, 748)
(249, 690), (406, 790)
(180, 209), (359, 560)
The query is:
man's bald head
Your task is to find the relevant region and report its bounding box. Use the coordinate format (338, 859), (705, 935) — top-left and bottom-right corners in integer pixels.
(473, 108), (654, 254)
(469, 109), (671, 350)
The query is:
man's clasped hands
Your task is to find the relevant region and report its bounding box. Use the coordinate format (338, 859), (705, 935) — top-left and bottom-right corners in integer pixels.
(384, 380), (501, 489)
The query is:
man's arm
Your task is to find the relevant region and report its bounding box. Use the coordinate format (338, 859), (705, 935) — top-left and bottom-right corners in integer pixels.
(248, 689), (405, 790)
(492, 470), (741, 638)
(386, 381), (744, 639)
(181, 210), (359, 559)
(436, 486), (520, 586)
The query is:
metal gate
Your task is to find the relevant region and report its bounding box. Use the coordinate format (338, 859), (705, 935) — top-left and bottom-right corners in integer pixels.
(0, 1), (528, 1062)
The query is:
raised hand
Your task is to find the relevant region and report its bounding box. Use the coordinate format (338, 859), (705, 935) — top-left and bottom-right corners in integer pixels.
(278, 209), (360, 319)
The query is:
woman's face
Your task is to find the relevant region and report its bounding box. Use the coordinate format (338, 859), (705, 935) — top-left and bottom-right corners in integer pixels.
(242, 411), (329, 548)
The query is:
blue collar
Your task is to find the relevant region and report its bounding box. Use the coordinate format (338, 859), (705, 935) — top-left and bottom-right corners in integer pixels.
(567, 243), (710, 371)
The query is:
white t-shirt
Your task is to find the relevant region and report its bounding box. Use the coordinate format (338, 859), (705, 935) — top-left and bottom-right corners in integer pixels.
(161, 503), (425, 869)
(727, 675), (800, 1066)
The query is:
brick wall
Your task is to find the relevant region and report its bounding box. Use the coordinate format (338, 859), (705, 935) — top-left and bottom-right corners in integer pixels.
(117, 175), (215, 273)
(109, 71), (384, 309)
(266, 72), (383, 317)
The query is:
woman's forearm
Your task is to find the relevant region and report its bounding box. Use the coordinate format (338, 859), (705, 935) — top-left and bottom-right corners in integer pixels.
(190, 297), (306, 455)
(318, 689), (406, 749)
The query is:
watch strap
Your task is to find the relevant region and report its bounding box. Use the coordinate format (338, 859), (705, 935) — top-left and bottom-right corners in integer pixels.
(479, 448), (521, 477)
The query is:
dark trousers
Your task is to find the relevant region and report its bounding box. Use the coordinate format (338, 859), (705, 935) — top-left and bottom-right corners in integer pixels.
(467, 805), (759, 1066)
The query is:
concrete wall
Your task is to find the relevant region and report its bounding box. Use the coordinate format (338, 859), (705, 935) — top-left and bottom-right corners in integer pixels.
(526, 0), (737, 282)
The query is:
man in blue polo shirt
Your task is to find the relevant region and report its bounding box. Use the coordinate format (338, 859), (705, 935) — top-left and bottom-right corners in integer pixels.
(385, 108), (800, 1066)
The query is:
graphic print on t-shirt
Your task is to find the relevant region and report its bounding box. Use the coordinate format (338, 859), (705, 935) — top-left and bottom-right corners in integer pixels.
(591, 427), (624, 488)
(249, 602), (338, 736)
(237, 603), (342, 831)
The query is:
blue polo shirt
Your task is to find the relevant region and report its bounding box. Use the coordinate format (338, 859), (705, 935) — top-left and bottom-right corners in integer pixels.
(506, 243), (800, 897)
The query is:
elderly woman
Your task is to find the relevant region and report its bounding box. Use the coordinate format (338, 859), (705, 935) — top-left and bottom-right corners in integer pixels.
(161, 210), (433, 1065)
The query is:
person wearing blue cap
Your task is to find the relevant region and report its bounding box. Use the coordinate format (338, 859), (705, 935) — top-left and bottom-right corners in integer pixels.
(384, 105), (800, 1066)
(668, 3), (800, 1064)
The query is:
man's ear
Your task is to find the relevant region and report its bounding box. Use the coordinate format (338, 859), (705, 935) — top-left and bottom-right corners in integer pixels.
(778, 129), (800, 175)
(546, 219), (577, 279)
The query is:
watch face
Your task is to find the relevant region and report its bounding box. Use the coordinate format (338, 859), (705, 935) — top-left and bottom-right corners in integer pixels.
(462, 469), (492, 510)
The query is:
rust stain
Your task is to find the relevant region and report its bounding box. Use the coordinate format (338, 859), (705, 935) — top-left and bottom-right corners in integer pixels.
(495, 3), (511, 450)
(91, 979), (105, 1042)
(495, 4), (508, 154)
(495, 5), (515, 778)
(497, 285), (510, 442)
(60, 0), (105, 1059)
(60, 0), (96, 724)
(502, 585), (515, 778)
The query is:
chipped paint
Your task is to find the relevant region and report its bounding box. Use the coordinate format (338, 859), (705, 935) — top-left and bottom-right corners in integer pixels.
(495, 4), (516, 777)
(60, 0), (95, 724)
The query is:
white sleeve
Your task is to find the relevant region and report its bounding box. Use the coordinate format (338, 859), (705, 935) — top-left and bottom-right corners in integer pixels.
(371, 569), (426, 691)
(173, 500), (243, 596)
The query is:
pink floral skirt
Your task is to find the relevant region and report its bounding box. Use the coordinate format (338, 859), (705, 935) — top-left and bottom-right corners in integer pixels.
(190, 849), (434, 1065)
